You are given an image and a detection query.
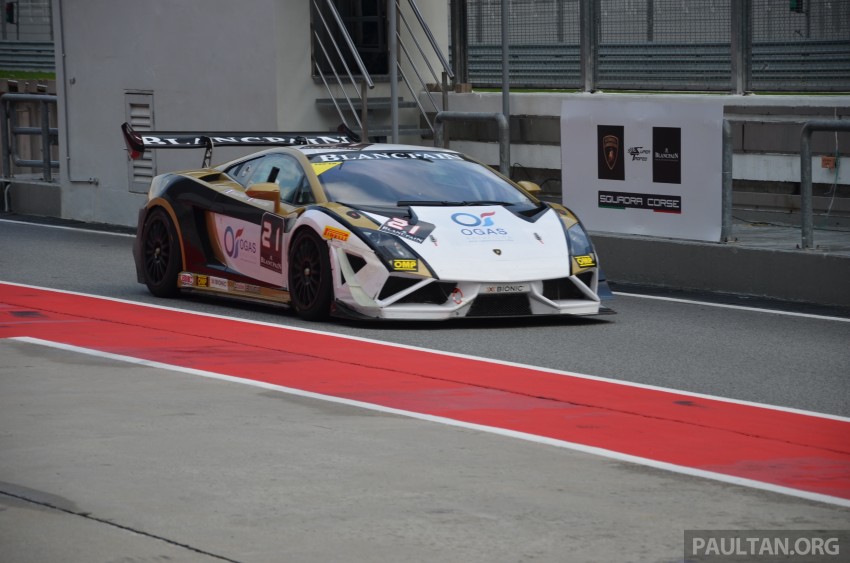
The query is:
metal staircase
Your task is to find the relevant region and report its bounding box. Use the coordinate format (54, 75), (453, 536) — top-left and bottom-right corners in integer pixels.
(311, 0), (453, 143)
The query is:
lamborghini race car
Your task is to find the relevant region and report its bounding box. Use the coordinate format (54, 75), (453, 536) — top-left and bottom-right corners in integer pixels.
(123, 122), (612, 322)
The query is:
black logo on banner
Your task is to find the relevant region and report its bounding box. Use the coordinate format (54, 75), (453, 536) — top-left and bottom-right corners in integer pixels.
(597, 125), (624, 181)
(652, 127), (681, 184)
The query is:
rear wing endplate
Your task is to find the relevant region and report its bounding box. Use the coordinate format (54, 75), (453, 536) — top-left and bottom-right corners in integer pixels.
(121, 122), (358, 166)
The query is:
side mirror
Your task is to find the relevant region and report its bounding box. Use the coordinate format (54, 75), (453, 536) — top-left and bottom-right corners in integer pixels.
(246, 182), (281, 213)
(516, 180), (542, 195)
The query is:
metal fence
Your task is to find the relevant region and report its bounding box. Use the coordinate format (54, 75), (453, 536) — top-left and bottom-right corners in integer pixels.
(463, 0), (850, 92)
(1, 0), (53, 42)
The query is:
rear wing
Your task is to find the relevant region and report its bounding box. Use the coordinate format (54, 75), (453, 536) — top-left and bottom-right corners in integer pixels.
(121, 122), (359, 166)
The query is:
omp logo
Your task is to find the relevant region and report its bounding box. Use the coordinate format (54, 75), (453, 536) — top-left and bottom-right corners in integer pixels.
(575, 255), (596, 268)
(392, 259), (418, 271)
(451, 211), (495, 227)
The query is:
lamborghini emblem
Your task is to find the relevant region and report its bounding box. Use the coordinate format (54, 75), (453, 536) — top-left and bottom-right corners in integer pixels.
(602, 134), (619, 170)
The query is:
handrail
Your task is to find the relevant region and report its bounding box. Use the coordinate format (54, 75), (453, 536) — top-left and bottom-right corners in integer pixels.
(320, 0), (373, 88)
(387, 0), (458, 139)
(313, 26), (360, 131)
(396, 4), (446, 122)
(800, 119), (850, 249)
(405, 0), (454, 80)
(311, 0), (375, 139)
(396, 41), (435, 131)
(312, 0), (454, 141)
(721, 119), (733, 242)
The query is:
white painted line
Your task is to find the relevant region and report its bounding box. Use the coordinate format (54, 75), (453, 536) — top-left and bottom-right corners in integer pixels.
(9, 335), (850, 509)
(2, 279), (849, 424)
(612, 291), (850, 323)
(614, 291), (850, 323)
(0, 218), (135, 238)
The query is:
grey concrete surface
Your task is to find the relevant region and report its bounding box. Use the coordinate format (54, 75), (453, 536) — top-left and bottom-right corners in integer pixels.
(1, 339), (848, 563)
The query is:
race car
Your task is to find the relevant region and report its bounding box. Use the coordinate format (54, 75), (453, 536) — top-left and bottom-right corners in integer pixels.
(123, 122), (612, 322)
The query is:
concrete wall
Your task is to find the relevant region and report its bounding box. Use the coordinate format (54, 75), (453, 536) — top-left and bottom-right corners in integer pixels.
(49, 0), (449, 227)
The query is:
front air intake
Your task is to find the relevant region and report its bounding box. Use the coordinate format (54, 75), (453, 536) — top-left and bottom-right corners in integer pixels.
(466, 294), (532, 317)
(542, 277), (585, 300)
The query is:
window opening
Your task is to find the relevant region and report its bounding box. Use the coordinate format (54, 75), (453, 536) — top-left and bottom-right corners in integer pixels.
(312, 0), (388, 76)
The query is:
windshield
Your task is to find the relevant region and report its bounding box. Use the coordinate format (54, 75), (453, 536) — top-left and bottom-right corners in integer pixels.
(309, 151), (536, 209)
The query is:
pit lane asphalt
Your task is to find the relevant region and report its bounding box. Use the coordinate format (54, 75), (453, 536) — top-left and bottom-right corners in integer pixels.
(1, 217), (849, 562)
(1, 217), (848, 416)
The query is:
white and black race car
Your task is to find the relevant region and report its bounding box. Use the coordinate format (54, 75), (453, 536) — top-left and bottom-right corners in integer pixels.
(123, 123), (612, 321)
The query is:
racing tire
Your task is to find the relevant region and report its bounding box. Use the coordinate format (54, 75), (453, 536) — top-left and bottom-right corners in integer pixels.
(141, 207), (183, 298)
(288, 229), (333, 321)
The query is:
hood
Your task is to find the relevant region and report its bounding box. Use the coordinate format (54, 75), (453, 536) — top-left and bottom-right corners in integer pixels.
(366, 205), (571, 282)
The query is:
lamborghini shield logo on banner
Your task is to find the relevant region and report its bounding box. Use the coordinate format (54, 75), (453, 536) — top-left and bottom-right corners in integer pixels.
(603, 135), (619, 170)
(597, 125), (625, 181)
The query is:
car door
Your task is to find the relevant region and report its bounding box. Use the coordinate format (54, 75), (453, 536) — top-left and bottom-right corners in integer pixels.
(210, 153), (308, 288)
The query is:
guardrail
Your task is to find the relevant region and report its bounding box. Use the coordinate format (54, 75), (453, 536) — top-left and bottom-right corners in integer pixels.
(721, 116), (849, 249)
(800, 120), (850, 250)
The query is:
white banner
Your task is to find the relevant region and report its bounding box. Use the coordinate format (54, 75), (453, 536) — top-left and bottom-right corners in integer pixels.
(561, 96), (724, 242)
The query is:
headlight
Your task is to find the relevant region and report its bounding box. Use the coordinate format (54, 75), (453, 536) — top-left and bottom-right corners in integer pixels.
(358, 229), (419, 270)
(567, 222), (594, 256)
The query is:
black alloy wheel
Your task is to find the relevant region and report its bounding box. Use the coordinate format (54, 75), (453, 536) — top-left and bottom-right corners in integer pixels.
(141, 207), (182, 297)
(288, 229), (332, 321)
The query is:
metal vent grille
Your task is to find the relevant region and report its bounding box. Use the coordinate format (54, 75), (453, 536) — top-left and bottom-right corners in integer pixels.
(125, 93), (155, 193)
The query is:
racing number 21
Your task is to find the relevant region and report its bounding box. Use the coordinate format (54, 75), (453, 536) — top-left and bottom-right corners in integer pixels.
(387, 217), (421, 235)
(261, 214), (283, 252)
(260, 213), (285, 274)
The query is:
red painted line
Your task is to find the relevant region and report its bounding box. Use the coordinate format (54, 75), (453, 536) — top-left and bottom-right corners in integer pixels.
(2, 283), (849, 501)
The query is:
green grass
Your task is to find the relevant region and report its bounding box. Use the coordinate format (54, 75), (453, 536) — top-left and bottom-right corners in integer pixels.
(0, 70), (55, 80)
(472, 87), (848, 95)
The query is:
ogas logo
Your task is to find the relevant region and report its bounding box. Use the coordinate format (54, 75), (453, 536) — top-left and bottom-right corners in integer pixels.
(450, 211), (508, 237)
(224, 226), (257, 259)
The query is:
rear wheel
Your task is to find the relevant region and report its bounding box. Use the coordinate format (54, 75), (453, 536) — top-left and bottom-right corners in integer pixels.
(141, 207), (182, 297)
(288, 229), (332, 321)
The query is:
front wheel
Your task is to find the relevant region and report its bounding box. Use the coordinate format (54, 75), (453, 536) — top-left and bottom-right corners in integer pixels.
(288, 229), (333, 321)
(140, 207), (183, 297)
